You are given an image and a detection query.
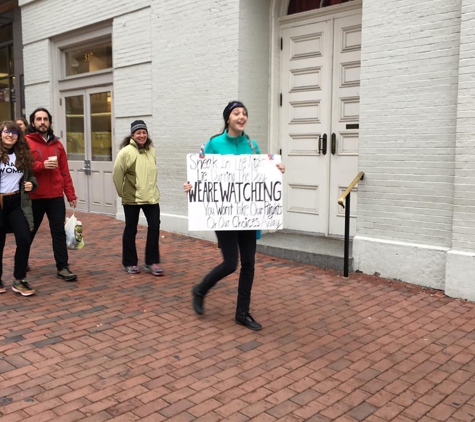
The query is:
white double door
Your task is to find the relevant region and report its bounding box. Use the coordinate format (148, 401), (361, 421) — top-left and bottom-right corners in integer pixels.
(281, 10), (361, 237)
(60, 86), (115, 215)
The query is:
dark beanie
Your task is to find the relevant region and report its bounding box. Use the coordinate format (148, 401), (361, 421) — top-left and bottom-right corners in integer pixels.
(130, 120), (147, 134)
(223, 101), (247, 123)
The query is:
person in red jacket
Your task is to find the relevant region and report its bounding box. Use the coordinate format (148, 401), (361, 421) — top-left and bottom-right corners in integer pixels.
(26, 108), (78, 282)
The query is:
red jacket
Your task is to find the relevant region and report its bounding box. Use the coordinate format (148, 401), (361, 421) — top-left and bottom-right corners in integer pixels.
(26, 132), (77, 201)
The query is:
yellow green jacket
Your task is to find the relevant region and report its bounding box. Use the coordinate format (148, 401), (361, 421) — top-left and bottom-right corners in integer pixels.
(113, 140), (160, 205)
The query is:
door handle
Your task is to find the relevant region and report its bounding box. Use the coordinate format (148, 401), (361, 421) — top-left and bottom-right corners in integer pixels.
(79, 159), (91, 175)
(331, 133), (336, 155)
(318, 133), (327, 155)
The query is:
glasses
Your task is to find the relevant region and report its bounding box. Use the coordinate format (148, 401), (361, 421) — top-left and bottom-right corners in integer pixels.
(2, 130), (19, 137)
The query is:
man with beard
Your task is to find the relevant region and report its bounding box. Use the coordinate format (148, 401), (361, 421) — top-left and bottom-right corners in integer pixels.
(26, 108), (78, 282)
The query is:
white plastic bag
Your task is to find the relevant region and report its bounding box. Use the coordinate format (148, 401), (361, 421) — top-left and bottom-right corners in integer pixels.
(65, 212), (85, 250)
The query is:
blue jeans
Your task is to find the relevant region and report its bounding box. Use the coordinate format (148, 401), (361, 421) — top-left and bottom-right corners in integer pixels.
(122, 203), (161, 266)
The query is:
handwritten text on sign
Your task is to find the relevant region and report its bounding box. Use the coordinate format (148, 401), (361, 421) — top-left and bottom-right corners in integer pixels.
(186, 154), (283, 231)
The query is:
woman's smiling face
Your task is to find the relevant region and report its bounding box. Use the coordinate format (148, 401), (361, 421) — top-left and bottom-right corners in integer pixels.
(1, 125), (19, 148)
(227, 107), (248, 136)
(132, 129), (148, 147)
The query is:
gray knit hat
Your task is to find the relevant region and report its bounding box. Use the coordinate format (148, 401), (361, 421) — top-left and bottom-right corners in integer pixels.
(130, 120), (147, 134)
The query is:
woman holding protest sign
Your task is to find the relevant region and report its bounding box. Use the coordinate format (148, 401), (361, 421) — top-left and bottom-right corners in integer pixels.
(183, 100), (285, 331)
(113, 120), (164, 276)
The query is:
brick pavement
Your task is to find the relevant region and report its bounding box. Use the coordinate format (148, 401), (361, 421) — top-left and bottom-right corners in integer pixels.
(0, 210), (475, 421)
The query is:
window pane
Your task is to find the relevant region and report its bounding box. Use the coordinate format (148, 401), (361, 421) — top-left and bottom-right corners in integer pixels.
(0, 46), (9, 76)
(0, 25), (13, 43)
(65, 95), (85, 160)
(90, 91), (112, 162)
(288, 0), (350, 14)
(0, 78), (11, 121)
(64, 39), (112, 76)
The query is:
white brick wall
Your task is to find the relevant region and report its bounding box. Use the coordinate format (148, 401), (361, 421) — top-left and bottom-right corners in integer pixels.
(152, 0), (241, 219)
(113, 7), (152, 69)
(452, 0), (475, 252)
(21, 0), (475, 298)
(357, 0), (461, 248)
(238, 0), (271, 153)
(21, 0), (150, 45)
(114, 63), (153, 118)
(445, 0), (475, 300)
(20, 0), (259, 236)
(23, 38), (53, 117)
(25, 82), (52, 119)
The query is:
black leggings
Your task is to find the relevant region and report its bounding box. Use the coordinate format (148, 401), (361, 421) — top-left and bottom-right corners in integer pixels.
(198, 230), (256, 313)
(122, 203), (160, 266)
(0, 194), (31, 280)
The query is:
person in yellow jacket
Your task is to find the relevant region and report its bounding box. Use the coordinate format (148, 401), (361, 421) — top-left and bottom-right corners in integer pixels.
(113, 120), (164, 276)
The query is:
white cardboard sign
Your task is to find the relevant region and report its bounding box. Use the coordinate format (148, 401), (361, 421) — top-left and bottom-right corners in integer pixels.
(186, 153), (283, 231)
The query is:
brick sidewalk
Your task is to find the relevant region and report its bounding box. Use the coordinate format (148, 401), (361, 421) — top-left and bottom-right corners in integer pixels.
(0, 210), (474, 421)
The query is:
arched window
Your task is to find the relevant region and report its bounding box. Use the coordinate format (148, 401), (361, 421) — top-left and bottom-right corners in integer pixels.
(288, 0), (352, 15)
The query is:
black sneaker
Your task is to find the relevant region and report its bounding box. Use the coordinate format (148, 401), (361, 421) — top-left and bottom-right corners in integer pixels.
(0, 280), (5, 294)
(57, 267), (77, 282)
(12, 279), (35, 296)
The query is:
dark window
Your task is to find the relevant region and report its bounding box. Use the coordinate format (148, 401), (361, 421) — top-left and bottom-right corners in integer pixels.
(288, 0), (351, 15)
(0, 23), (14, 121)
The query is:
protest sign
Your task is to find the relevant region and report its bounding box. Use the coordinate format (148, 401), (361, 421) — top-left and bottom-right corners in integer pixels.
(186, 154), (283, 231)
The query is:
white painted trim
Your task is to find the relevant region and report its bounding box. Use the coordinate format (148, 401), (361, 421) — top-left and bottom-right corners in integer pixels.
(447, 249), (475, 258)
(53, 24), (112, 49)
(353, 235), (448, 290)
(355, 235), (450, 253)
(445, 250), (475, 301)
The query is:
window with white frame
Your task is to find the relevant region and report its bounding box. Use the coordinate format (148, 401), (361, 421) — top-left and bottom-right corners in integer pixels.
(63, 37), (112, 77)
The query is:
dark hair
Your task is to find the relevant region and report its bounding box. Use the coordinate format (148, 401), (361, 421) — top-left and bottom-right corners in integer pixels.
(211, 101), (250, 140)
(119, 135), (153, 150)
(0, 120), (34, 171)
(15, 117), (28, 133)
(27, 107), (54, 138)
(222, 101), (248, 128)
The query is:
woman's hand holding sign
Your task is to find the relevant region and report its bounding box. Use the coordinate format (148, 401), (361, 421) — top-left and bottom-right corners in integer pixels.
(276, 163), (285, 174)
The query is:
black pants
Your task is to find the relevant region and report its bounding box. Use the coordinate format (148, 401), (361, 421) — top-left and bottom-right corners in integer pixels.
(122, 203), (160, 267)
(0, 193), (31, 280)
(198, 230), (256, 313)
(31, 197), (68, 271)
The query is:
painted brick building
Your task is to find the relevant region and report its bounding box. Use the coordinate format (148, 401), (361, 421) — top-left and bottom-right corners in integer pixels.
(19, 0), (475, 299)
